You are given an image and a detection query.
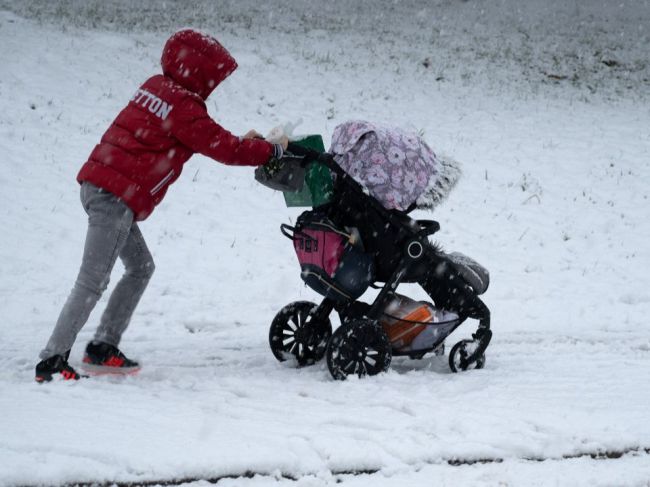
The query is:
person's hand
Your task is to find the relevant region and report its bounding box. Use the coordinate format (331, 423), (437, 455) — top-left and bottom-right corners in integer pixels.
(271, 134), (289, 150)
(266, 126), (289, 150)
(243, 129), (263, 140)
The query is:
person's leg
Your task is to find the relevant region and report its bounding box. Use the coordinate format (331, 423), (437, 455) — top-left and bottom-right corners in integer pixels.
(93, 222), (155, 347)
(39, 183), (134, 360)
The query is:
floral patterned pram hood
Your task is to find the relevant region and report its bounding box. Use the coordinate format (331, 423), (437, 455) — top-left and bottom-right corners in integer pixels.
(329, 120), (461, 211)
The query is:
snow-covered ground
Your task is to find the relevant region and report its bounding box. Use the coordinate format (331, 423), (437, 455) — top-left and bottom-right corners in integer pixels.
(1, 1), (650, 485)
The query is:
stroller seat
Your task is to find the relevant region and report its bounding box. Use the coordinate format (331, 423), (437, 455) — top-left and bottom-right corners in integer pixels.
(323, 174), (488, 295)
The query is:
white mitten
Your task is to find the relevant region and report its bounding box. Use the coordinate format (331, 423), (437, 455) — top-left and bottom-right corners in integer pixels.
(266, 125), (288, 144)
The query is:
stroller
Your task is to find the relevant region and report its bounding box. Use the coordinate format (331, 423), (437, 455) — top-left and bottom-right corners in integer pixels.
(260, 138), (492, 380)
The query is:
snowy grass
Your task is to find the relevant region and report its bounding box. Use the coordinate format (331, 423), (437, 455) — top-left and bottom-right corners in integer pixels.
(1, 1), (650, 486)
(2, 0), (649, 101)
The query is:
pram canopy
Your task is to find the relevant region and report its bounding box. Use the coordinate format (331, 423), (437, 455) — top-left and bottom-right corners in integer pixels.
(330, 120), (460, 211)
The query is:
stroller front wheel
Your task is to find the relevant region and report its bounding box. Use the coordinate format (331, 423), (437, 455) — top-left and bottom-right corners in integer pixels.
(326, 319), (392, 380)
(269, 301), (332, 366)
(449, 339), (486, 372)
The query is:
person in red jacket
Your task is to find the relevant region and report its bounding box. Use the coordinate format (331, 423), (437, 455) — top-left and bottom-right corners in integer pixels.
(35, 29), (287, 382)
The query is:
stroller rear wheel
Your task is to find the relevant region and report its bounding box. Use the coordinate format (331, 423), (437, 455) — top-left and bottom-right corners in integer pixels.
(326, 319), (392, 380)
(269, 301), (332, 366)
(449, 339), (486, 372)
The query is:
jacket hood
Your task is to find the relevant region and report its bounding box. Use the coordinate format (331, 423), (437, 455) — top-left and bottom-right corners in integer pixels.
(161, 29), (238, 99)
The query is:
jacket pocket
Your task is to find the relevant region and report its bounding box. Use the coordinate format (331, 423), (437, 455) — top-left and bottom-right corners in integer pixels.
(150, 169), (175, 195)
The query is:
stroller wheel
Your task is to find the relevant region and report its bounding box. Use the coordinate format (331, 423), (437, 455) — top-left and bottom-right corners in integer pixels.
(269, 301), (332, 366)
(326, 319), (392, 380)
(449, 339), (486, 373)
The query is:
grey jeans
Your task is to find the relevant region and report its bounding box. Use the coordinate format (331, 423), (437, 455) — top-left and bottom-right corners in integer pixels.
(40, 182), (155, 359)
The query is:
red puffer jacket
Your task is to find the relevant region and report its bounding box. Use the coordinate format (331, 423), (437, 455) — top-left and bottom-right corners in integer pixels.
(77, 29), (275, 221)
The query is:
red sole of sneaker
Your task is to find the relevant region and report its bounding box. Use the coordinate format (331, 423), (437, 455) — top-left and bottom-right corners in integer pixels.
(80, 363), (141, 376)
(35, 374), (84, 382)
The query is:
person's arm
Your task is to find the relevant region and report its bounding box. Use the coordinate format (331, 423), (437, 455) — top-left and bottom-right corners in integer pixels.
(169, 96), (280, 166)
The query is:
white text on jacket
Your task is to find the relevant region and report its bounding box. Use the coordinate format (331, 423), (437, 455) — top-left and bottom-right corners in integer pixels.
(131, 89), (173, 120)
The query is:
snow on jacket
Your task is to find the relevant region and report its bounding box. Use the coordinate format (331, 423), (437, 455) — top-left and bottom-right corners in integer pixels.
(77, 29), (275, 221)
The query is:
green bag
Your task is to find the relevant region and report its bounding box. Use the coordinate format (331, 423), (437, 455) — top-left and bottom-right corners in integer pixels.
(283, 135), (334, 208)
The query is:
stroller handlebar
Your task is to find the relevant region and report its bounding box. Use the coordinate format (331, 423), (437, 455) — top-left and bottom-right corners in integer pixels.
(415, 219), (440, 237)
(285, 143), (346, 176)
(285, 142), (316, 158)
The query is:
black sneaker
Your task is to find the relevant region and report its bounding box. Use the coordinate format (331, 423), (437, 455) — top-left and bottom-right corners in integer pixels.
(82, 341), (140, 373)
(35, 353), (84, 382)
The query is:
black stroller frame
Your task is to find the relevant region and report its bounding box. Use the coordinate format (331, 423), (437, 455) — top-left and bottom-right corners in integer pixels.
(269, 144), (492, 380)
